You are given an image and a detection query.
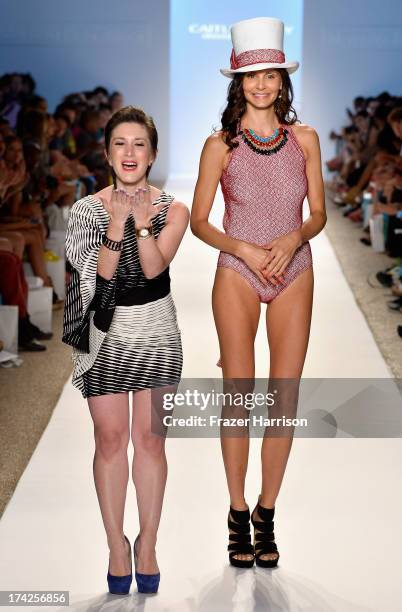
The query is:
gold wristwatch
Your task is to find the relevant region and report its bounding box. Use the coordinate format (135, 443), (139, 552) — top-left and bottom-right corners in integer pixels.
(135, 225), (153, 240)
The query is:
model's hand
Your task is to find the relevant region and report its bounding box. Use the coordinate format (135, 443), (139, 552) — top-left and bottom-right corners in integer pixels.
(260, 230), (302, 283)
(130, 187), (168, 229)
(99, 188), (134, 226)
(237, 242), (277, 286)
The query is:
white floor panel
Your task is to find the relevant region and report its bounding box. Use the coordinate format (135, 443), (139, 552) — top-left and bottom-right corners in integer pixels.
(0, 182), (400, 611)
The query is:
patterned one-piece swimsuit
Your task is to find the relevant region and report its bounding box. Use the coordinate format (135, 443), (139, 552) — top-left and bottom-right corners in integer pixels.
(217, 122), (313, 303)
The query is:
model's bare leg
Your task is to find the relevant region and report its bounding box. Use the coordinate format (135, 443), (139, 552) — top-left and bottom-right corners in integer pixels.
(212, 267), (261, 562)
(131, 388), (167, 574)
(254, 266), (313, 561)
(88, 392), (131, 575)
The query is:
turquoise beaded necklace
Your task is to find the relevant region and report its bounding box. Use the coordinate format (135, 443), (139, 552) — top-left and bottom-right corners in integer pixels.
(239, 124), (289, 156)
(248, 127), (279, 142)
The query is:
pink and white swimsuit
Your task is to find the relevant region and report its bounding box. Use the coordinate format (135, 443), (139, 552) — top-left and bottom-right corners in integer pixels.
(217, 123), (313, 303)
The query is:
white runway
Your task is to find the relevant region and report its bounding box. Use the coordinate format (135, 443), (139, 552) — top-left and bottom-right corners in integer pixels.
(0, 181), (401, 611)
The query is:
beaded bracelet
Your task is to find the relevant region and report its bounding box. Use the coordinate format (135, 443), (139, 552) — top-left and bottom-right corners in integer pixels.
(102, 233), (123, 251)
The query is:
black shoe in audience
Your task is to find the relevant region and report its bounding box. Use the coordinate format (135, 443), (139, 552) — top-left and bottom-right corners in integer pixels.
(18, 315), (47, 351)
(387, 297), (402, 311)
(19, 339), (47, 352)
(27, 320), (53, 340)
(360, 237), (371, 246)
(376, 271), (393, 287)
(398, 325), (402, 339)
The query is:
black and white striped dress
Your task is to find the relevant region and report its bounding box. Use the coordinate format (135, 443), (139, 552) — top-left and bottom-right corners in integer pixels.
(62, 190), (183, 398)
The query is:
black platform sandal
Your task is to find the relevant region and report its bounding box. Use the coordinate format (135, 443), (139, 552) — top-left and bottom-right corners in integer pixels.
(251, 499), (280, 568)
(227, 506), (255, 568)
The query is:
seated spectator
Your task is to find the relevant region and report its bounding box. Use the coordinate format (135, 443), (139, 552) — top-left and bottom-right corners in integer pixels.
(0, 72), (122, 318)
(0, 73), (24, 129)
(0, 237), (52, 351)
(92, 86), (110, 106)
(110, 91), (124, 112)
(49, 113), (71, 153)
(0, 134), (62, 305)
(98, 104), (112, 135)
(75, 109), (109, 188)
(53, 103), (78, 156)
(327, 94), (402, 334)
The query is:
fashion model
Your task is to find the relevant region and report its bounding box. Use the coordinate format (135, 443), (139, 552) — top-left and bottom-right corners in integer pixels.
(62, 106), (189, 594)
(191, 17), (326, 568)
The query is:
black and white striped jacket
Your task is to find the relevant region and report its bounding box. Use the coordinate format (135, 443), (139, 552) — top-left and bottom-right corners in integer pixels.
(62, 192), (173, 379)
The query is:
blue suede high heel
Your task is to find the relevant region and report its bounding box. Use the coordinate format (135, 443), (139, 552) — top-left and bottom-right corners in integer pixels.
(133, 534), (160, 594)
(107, 534), (133, 595)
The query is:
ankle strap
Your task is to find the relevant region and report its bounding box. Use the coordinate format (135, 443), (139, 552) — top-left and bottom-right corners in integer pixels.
(256, 503), (275, 521)
(229, 506), (250, 522)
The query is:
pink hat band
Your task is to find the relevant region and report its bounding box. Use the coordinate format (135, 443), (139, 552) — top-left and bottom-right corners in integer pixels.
(230, 47), (286, 70)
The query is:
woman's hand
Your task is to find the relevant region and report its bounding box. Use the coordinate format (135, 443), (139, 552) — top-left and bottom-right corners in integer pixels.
(130, 187), (168, 229)
(8, 165), (27, 189)
(70, 159), (91, 177)
(376, 203), (397, 215)
(99, 188), (134, 226)
(344, 185), (361, 204)
(0, 219), (38, 230)
(382, 181), (395, 202)
(260, 230), (302, 284)
(237, 242), (279, 286)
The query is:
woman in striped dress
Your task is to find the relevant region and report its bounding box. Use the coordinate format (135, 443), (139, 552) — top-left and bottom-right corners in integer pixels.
(62, 106), (189, 594)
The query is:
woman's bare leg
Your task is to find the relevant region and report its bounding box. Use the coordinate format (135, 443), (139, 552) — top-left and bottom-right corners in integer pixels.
(0, 227), (48, 279)
(131, 388), (168, 574)
(88, 392), (131, 575)
(57, 182), (76, 206)
(0, 237), (13, 252)
(212, 267), (261, 562)
(0, 231), (25, 258)
(20, 200), (47, 240)
(19, 228), (49, 283)
(255, 266), (314, 561)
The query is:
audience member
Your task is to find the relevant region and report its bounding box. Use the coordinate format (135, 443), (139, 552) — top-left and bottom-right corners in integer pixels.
(0, 74), (121, 355)
(326, 93), (402, 339)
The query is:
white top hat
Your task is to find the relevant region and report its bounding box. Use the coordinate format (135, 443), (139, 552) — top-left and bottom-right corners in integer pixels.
(220, 17), (299, 78)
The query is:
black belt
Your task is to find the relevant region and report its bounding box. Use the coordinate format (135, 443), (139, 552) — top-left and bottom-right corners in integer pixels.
(115, 275), (171, 305)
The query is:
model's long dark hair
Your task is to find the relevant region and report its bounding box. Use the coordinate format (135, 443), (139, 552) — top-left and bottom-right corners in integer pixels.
(219, 68), (299, 149)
